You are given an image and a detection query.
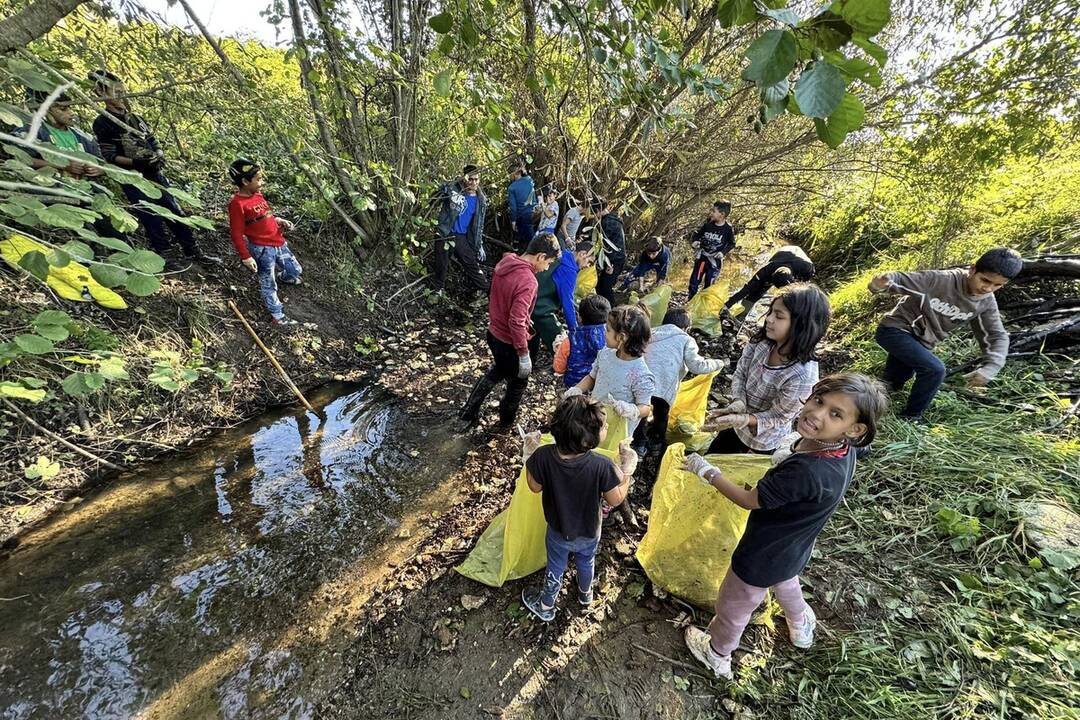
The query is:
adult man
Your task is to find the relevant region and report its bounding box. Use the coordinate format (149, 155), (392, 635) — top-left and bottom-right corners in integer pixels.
(432, 164), (488, 299)
(88, 69), (219, 269)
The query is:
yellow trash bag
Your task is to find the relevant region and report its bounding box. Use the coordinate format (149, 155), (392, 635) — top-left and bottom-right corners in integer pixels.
(1, 234), (128, 310)
(666, 371), (720, 453)
(630, 284), (673, 327)
(575, 264), (598, 302)
(686, 281), (729, 337)
(456, 411), (627, 587)
(636, 444), (772, 610)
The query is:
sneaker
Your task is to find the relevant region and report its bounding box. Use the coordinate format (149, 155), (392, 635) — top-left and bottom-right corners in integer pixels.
(787, 605), (817, 649)
(522, 588), (556, 622)
(271, 316), (299, 326)
(162, 255), (189, 273)
(684, 627), (732, 680)
(280, 276), (302, 286)
(577, 585), (594, 606)
(187, 248), (223, 266)
(899, 414), (926, 425)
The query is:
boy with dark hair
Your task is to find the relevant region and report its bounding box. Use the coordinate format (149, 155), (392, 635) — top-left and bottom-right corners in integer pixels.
(432, 163), (488, 299)
(590, 196), (626, 305)
(88, 69), (219, 268)
(532, 238), (596, 352)
(869, 247), (1021, 421)
(688, 201), (736, 299)
(620, 236), (671, 293)
(725, 245), (815, 312)
(507, 158), (537, 251)
(554, 294), (611, 387)
(520, 395), (638, 621)
(459, 233), (561, 430)
(559, 193), (586, 248)
(227, 158), (303, 326)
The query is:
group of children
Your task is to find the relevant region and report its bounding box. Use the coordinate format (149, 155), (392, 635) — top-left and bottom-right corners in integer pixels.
(454, 221), (1024, 680)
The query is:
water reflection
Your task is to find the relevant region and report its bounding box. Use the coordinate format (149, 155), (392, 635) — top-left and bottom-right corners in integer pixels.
(0, 385), (457, 719)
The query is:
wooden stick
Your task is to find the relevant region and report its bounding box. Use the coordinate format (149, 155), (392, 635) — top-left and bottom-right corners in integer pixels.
(2, 398), (125, 472)
(227, 300), (317, 414)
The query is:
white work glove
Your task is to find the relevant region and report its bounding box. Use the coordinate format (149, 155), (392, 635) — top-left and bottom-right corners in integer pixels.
(552, 332), (568, 355)
(771, 431), (801, 467)
(683, 453), (719, 483)
(521, 430), (542, 463)
(617, 438), (638, 477)
(705, 413), (750, 431)
(703, 358), (728, 373)
(964, 369), (990, 388)
(710, 398), (746, 416)
(607, 395), (640, 421)
(242, 257), (258, 273)
(562, 386), (584, 399)
(517, 353), (532, 379)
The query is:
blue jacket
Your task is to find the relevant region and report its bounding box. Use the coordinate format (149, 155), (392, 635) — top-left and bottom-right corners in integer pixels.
(507, 175), (536, 219)
(551, 249), (580, 332)
(435, 179), (487, 261)
(565, 323), (607, 387)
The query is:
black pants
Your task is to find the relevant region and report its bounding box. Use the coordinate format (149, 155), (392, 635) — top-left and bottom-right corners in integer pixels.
(460, 331), (540, 427)
(706, 427), (775, 455)
(122, 172), (195, 255)
(595, 255), (625, 305)
(432, 233), (489, 293)
(631, 397), (670, 448)
(726, 259), (814, 308)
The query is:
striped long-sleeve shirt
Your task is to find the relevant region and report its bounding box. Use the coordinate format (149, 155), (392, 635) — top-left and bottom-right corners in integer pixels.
(730, 340), (818, 452)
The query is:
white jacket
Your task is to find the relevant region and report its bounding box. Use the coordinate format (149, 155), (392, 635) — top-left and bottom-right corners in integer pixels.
(644, 324), (726, 405)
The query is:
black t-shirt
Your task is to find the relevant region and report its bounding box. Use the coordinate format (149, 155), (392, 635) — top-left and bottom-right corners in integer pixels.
(599, 213), (626, 261)
(693, 221), (736, 257)
(731, 446), (854, 587)
(526, 444), (621, 540)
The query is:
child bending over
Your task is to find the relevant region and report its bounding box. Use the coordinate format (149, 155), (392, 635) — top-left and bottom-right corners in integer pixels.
(683, 373), (889, 679)
(620, 236), (671, 293)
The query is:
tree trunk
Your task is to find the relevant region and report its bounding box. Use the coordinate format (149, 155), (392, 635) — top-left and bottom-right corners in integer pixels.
(0, 0), (86, 53)
(305, 0), (365, 165)
(520, 0), (551, 176)
(1019, 257), (1080, 280)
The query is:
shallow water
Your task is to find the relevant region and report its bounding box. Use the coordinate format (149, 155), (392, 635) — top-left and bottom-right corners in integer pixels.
(0, 385), (464, 719)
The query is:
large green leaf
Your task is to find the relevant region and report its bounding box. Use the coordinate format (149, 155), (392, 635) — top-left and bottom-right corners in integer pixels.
(89, 263), (129, 288)
(164, 185), (203, 209)
(35, 203), (99, 231)
(813, 92), (866, 147)
(125, 271), (161, 296)
(122, 249), (166, 274)
(838, 0), (891, 35)
(851, 32), (888, 66)
(716, 0), (756, 28)
(14, 334), (54, 354)
(33, 310), (71, 327)
(794, 61), (846, 118)
(433, 70), (452, 97)
(824, 51), (882, 87)
(102, 166), (162, 199)
(6, 58), (53, 91)
(428, 12), (453, 33)
(484, 119), (504, 141)
(17, 250), (50, 280)
(97, 356), (129, 381)
(0, 381), (47, 402)
(76, 228), (134, 253)
(61, 371), (104, 397)
(61, 240), (95, 262)
(32, 323), (69, 341)
(742, 30), (798, 87)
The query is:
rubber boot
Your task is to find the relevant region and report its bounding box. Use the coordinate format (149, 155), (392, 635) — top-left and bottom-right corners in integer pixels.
(459, 373), (497, 424)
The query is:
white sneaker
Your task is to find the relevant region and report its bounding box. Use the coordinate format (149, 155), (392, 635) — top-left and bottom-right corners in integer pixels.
(684, 627), (732, 679)
(787, 606), (816, 649)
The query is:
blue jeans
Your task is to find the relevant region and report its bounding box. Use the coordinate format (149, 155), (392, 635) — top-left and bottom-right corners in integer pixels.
(121, 172), (195, 255)
(540, 527), (600, 606)
(513, 214), (535, 251)
(875, 325), (946, 418)
(688, 256), (719, 299)
(250, 243), (302, 319)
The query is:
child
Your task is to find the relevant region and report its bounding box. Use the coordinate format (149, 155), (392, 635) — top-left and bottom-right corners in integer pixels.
(634, 308), (727, 451)
(619, 237), (671, 293)
(725, 245), (815, 312)
(565, 304), (655, 438)
(682, 373), (889, 679)
(706, 284), (831, 454)
(870, 247), (1021, 421)
(559, 194), (586, 248)
(533, 239), (596, 353)
(507, 158), (537, 251)
(537, 185), (560, 236)
(688, 201), (736, 299)
(227, 158), (302, 326)
(458, 233), (560, 430)
(590, 197), (627, 305)
(554, 294), (610, 387)
(520, 395), (638, 621)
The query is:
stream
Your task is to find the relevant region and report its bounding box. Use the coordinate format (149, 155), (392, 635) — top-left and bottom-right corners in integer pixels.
(0, 384), (466, 719)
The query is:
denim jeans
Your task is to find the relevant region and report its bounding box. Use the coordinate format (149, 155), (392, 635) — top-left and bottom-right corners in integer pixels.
(121, 172), (195, 255)
(249, 242), (302, 319)
(513, 214), (535, 251)
(875, 324), (946, 418)
(688, 256), (719, 299)
(540, 527), (600, 606)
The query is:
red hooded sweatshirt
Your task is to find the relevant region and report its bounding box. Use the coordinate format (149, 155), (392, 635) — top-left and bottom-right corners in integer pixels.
(488, 253), (538, 354)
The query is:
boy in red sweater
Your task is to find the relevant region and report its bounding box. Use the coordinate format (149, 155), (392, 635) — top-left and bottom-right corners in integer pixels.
(227, 158), (303, 326)
(458, 232), (561, 430)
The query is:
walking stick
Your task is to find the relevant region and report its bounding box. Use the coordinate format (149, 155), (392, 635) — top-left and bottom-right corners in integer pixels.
(228, 300), (317, 414)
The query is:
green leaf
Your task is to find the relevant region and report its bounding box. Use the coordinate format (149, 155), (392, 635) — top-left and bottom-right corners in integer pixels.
(461, 18), (479, 47)
(742, 30), (798, 87)
(61, 240), (95, 262)
(35, 203), (98, 230)
(123, 249), (166, 274)
(46, 248), (72, 268)
(0, 381), (47, 402)
(162, 185), (203, 209)
(213, 370), (234, 386)
(97, 356), (129, 381)
(851, 32), (887, 66)
(813, 92), (866, 147)
(428, 11), (453, 33)
(764, 7), (800, 25)
(89, 263), (129, 288)
(838, 0), (891, 35)
(824, 51), (882, 87)
(433, 69), (452, 97)
(76, 229), (133, 253)
(24, 455), (60, 480)
(33, 309), (71, 327)
(306, 69), (320, 85)
(716, 0), (756, 28)
(125, 271), (161, 296)
(794, 61), (845, 118)
(484, 119), (504, 141)
(61, 371), (94, 397)
(102, 165), (162, 199)
(1041, 548), (1080, 571)
(14, 334), (54, 354)
(18, 250), (50, 280)
(6, 59), (53, 91)
(33, 323), (69, 341)
(761, 79), (790, 121)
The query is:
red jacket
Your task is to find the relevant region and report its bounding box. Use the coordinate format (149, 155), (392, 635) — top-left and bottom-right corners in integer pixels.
(488, 254), (538, 353)
(228, 192), (285, 260)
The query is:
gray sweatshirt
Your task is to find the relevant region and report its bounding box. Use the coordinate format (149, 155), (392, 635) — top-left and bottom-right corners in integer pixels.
(644, 324), (726, 405)
(874, 268), (1009, 378)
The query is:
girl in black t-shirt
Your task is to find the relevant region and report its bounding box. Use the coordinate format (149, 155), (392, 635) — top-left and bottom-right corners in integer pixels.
(681, 373), (888, 679)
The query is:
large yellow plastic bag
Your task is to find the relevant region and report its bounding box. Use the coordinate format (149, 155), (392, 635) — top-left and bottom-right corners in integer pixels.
(686, 281), (729, 336)
(636, 443), (772, 610)
(666, 372), (720, 453)
(630, 284), (673, 327)
(456, 412), (627, 587)
(1, 234), (128, 309)
(575, 264), (598, 301)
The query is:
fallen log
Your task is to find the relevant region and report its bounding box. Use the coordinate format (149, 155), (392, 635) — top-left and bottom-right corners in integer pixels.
(1018, 257), (1080, 281)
